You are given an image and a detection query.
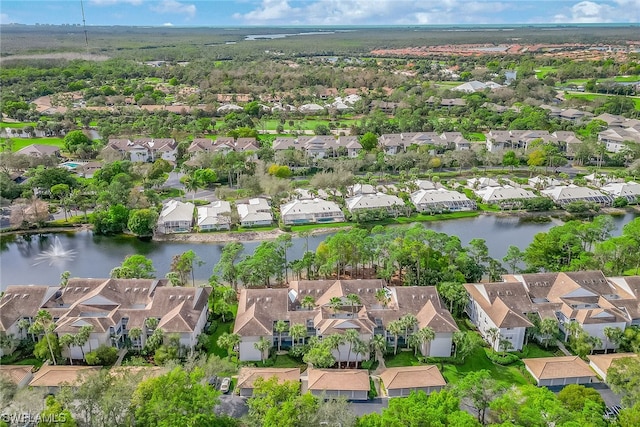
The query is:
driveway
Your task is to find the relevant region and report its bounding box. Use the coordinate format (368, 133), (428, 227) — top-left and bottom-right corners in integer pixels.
(349, 398), (388, 416)
(214, 395), (249, 419)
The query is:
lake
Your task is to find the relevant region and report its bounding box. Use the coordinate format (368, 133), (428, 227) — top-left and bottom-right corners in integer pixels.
(1, 212), (636, 289)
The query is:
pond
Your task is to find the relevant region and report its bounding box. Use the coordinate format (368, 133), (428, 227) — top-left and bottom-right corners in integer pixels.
(1, 212), (636, 289)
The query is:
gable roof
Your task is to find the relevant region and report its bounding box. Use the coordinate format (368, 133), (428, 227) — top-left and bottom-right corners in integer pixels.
(307, 368), (369, 391)
(523, 356), (594, 380)
(0, 365), (34, 385)
(379, 366), (446, 390)
(237, 367), (300, 390)
(588, 353), (638, 378)
(29, 366), (101, 387)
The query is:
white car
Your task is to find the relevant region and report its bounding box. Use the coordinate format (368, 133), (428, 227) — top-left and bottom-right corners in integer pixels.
(220, 377), (231, 394)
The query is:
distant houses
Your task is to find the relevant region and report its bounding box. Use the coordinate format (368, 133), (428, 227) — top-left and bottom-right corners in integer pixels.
(104, 138), (178, 163)
(541, 185), (613, 207)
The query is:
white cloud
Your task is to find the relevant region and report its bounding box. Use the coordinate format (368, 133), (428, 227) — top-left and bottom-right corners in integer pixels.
(163, 22), (174, 26)
(554, 1), (617, 23)
(150, 0), (196, 18)
(0, 13), (11, 24)
(232, 0), (518, 25)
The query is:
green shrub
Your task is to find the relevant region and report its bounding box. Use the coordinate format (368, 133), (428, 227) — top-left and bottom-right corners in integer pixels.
(85, 345), (118, 366)
(486, 350), (520, 365)
(368, 378), (378, 399)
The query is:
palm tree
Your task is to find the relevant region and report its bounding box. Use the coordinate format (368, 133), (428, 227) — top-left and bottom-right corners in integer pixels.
(217, 332), (240, 361)
(59, 333), (75, 365)
(289, 324), (306, 350)
(145, 317), (159, 334)
(60, 271), (71, 288)
(565, 321), (583, 341)
(274, 320), (288, 352)
(329, 297), (343, 313)
(604, 326), (624, 354)
(375, 288), (390, 308)
(408, 333), (422, 357)
(538, 318), (559, 349)
(354, 339), (370, 366)
(128, 327), (143, 351)
(499, 339), (513, 355)
(254, 336), (271, 363)
(387, 320), (403, 355)
(344, 329), (360, 367)
(301, 296), (316, 310)
(346, 293), (361, 315)
(326, 334), (345, 367)
(416, 327), (436, 357)
(28, 309), (57, 365)
(400, 314), (418, 349)
(17, 318), (31, 340)
(370, 334), (387, 363)
(78, 325), (94, 352)
(486, 327), (500, 350)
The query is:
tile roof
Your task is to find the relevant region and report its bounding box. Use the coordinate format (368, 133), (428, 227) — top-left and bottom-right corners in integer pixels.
(523, 356), (595, 380)
(307, 368), (370, 391)
(588, 353), (638, 377)
(29, 366), (101, 387)
(0, 365), (33, 385)
(237, 367), (301, 390)
(379, 365), (446, 390)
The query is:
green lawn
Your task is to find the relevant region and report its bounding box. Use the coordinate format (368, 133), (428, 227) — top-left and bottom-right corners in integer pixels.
(564, 92), (640, 110)
(396, 211), (479, 223)
(204, 321), (234, 359)
(0, 121), (37, 128)
(290, 222), (352, 232)
(440, 347), (531, 386)
(385, 350), (423, 367)
(272, 354), (306, 368)
(517, 343), (561, 358)
(4, 137), (66, 152)
(14, 358), (43, 368)
(535, 67), (557, 79)
(466, 132), (486, 142)
(234, 225), (279, 233)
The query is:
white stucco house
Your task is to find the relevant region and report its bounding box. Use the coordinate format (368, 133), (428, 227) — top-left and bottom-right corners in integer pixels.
(236, 198), (273, 227)
(157, 200), (194, 234)
(197, 201), (232, 231)
(280, 198), (345, 225)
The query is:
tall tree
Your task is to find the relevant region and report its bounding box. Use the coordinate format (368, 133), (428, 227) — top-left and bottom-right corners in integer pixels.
(274, 320), (288, 353)
(29, 309), (58, 365)
(213, 242), (244, 290)
(131, 367), (234, 427)
(453, 370), (504, 425)
(254, 337), (271, 363)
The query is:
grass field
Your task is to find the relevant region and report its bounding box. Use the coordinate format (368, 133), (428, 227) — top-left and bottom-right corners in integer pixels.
(204, 320), (234, 359)
(5, 137), (66, 152)
(0, 122), (37, 128)
(440, 347), (530, 386)
(564, 92), (640, 110)
(535, 67), (557, 79)
(290, 222), (352, 232)
(385, 350), (422, 367)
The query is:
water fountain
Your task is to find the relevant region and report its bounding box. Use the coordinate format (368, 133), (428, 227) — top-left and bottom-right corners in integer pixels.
(33, 236), (77, 266)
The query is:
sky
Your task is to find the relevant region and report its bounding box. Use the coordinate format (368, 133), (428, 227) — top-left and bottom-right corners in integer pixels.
(0, 0), (639, 27)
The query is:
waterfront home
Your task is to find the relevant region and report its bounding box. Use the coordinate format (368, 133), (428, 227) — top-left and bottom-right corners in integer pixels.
(411, 188), (476, 213)
(157, 200), (194, 233)
(197, 201), (232, 231)
(601, 181), (640, 204)
(474, 186), (537, 209)
(345, 193), (406, 216)
(541, 185), (613, 207)
(236, 198), (273, 227)
(280, 198), (345, 225)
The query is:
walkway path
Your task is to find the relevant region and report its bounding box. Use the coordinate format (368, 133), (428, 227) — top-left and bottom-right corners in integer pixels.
(114, 348), (128, 366)
(555, 339), (572, 356)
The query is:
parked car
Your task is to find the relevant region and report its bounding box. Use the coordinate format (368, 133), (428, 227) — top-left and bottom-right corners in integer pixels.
(220, 377), (231, 394)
